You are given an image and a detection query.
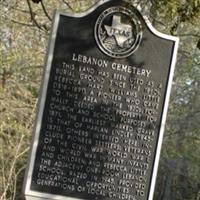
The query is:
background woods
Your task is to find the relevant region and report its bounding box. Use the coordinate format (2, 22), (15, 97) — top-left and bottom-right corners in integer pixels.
(0, 0), (200, 199)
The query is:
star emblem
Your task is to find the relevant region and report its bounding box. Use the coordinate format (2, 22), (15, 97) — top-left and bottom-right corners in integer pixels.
(104, 15), (133, 48)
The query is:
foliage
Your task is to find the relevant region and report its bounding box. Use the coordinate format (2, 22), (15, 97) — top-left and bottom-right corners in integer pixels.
(0, 0), (200, 200)
(151, 1), (200, 199)
(0, 1), (44, 199)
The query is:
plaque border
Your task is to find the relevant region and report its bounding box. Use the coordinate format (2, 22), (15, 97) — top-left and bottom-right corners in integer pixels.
(23, 0), (179, 200)
(143, 16), (179, 200)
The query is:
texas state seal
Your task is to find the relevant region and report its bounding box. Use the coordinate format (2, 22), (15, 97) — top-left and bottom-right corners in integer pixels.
(94, 6), (143, 58)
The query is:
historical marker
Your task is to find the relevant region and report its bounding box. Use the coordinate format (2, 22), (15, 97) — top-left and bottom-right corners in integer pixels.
(23, 0), (179, 200)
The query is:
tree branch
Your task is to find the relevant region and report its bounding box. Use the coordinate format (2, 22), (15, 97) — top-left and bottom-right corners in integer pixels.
(11, 19), (35, 27)
(41, 0), (52, 21)
(178, 33), (200, 38)
(26, 0), (48, 31)
(61, 0), (74, 11)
